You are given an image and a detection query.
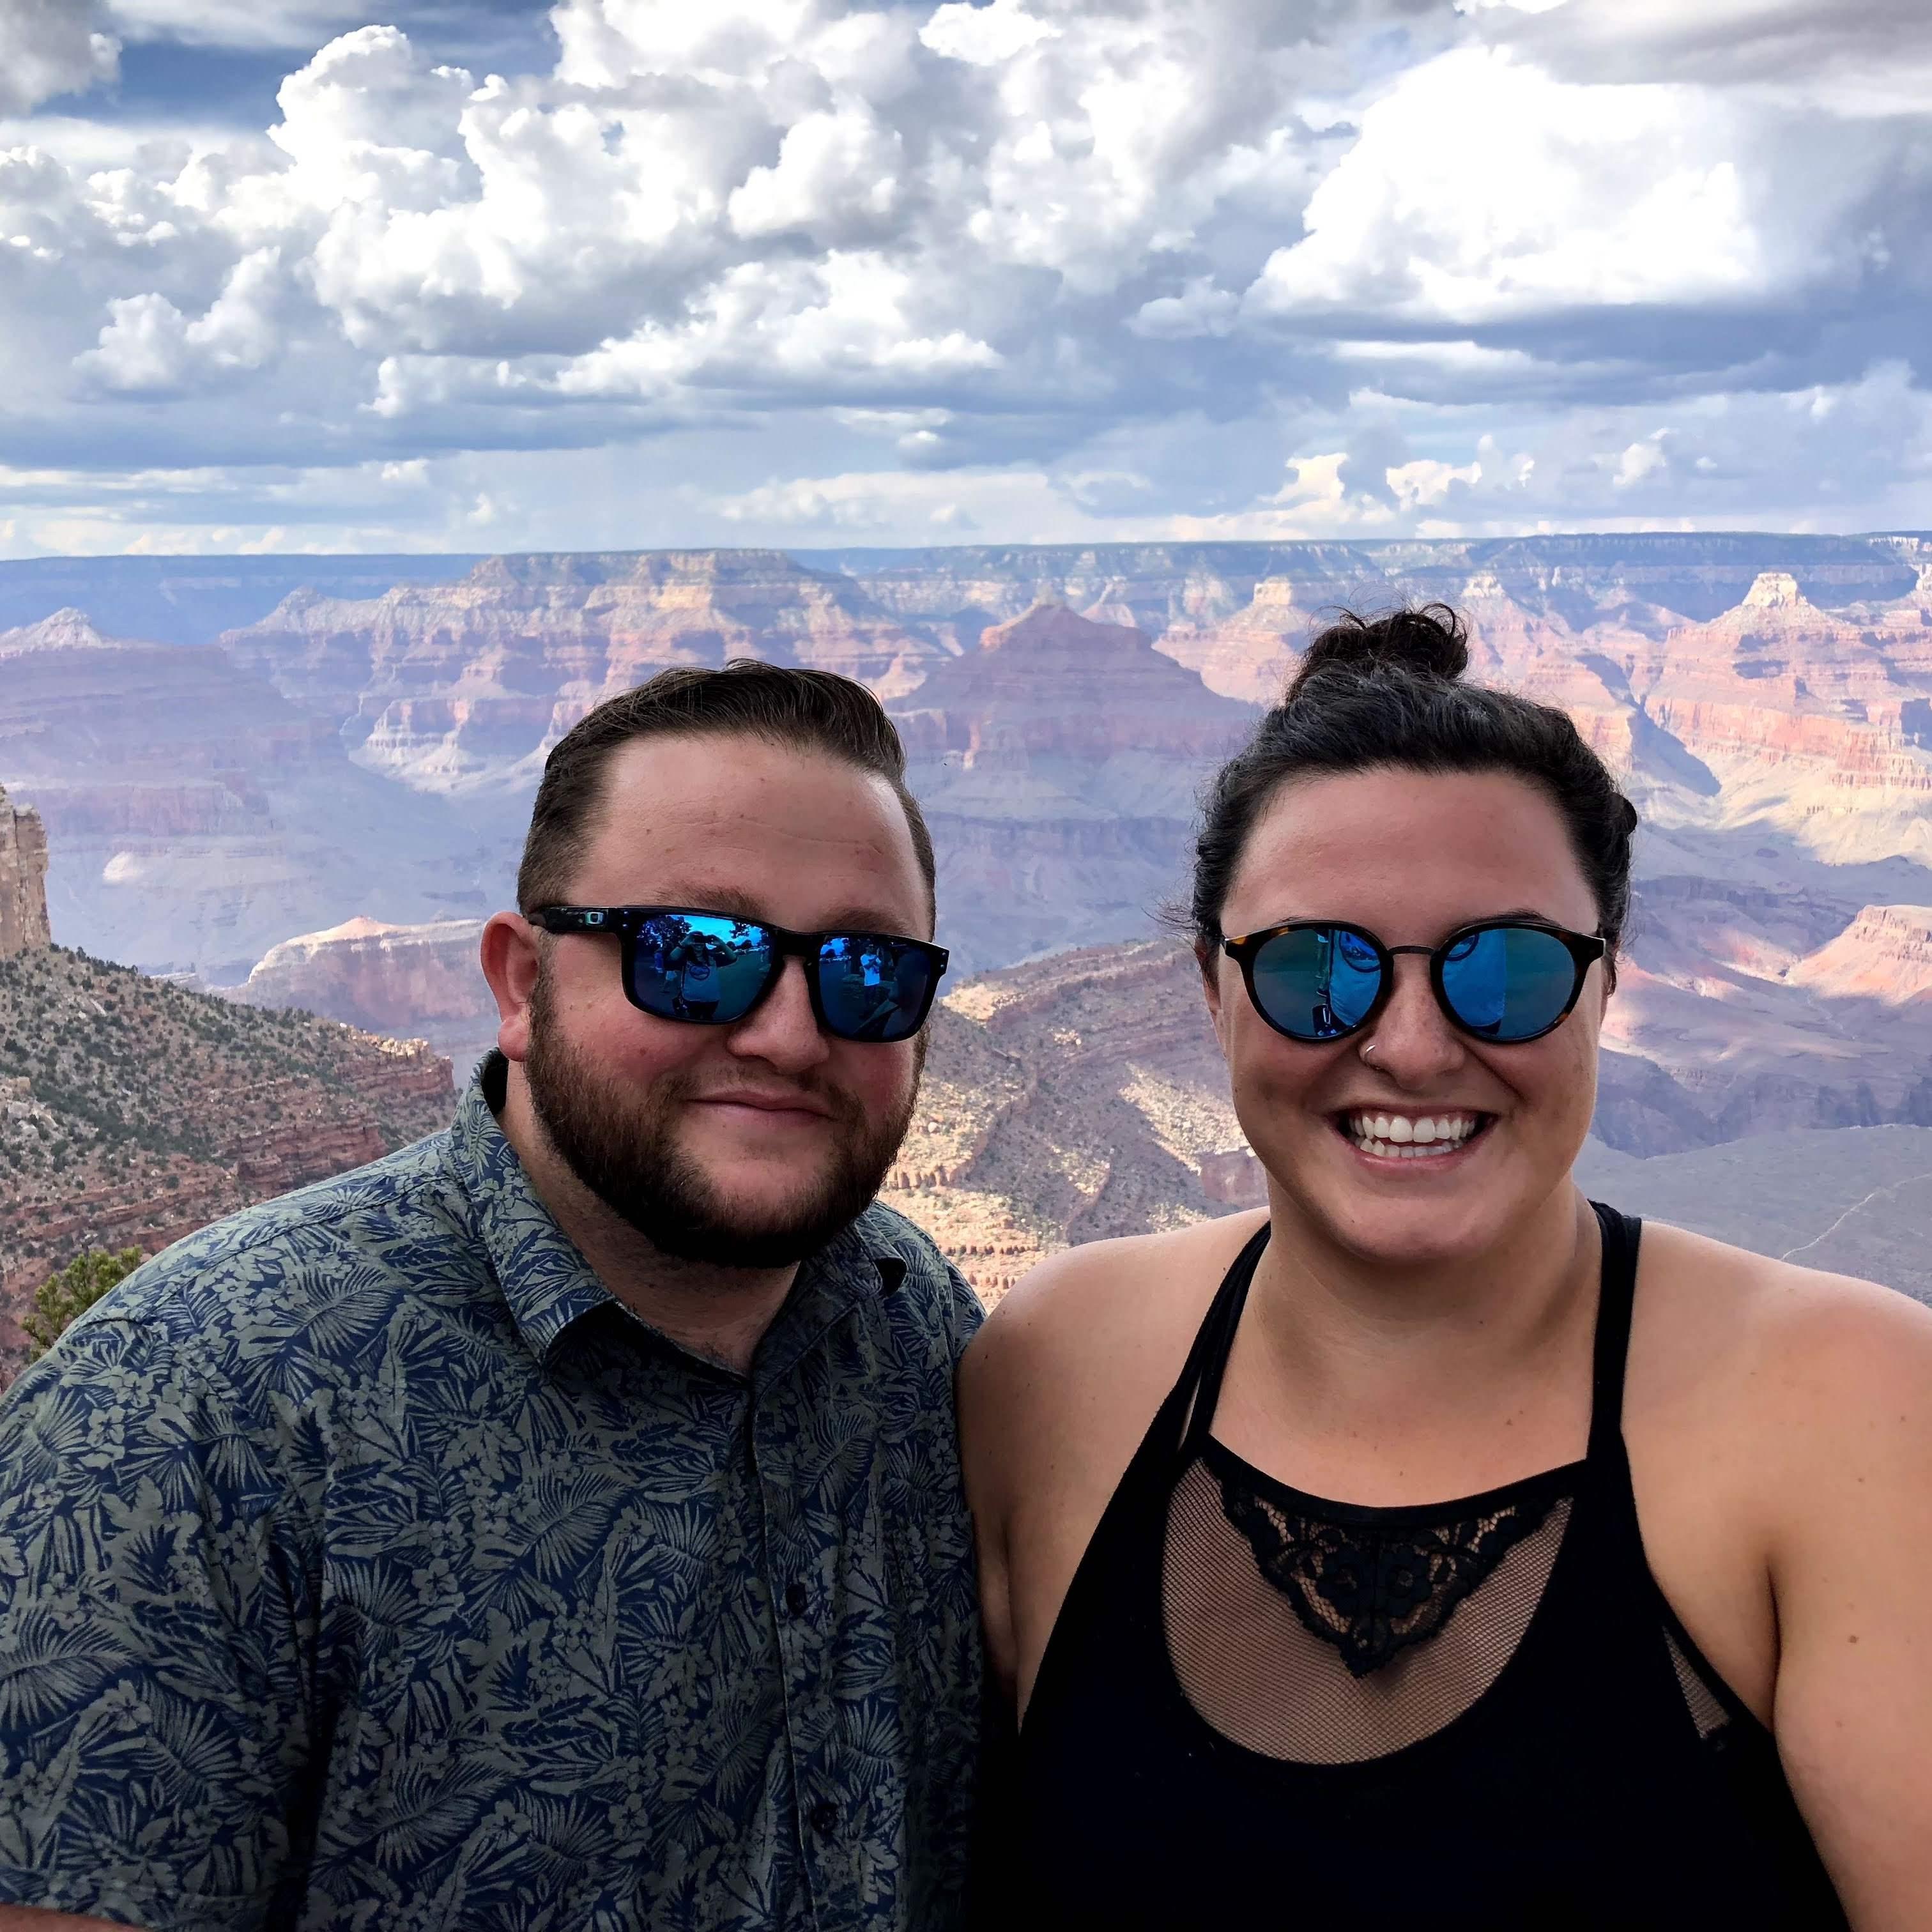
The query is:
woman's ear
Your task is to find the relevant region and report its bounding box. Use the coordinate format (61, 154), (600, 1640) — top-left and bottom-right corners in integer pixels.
(1197, 942), (1232, 1060)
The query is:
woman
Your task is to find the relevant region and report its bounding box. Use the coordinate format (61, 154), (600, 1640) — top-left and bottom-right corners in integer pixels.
(961, 608), (1932, 1927)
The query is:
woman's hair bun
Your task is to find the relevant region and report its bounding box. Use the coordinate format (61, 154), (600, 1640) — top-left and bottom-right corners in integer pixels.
(1287, 602), (1469, 701)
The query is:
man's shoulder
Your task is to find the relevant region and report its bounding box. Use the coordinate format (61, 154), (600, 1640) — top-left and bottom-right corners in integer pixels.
(37, 1126), (483, 1397)
(852, 1199), (985, 1336)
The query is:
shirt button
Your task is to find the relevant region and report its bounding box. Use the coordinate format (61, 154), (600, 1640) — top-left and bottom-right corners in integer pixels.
(809, 1800), (839, 1837)
(785, 1581), (809, 1618)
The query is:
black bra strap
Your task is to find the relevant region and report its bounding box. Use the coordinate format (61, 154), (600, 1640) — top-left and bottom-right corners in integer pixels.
(1176, 1222), (1271, 1461)
(1587, 1200), (1642, 1462)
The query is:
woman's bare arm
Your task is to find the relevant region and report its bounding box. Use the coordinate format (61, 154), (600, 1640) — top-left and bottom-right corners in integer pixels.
(1758, 1277), (1932, 1926)
(0, 1910), (128, 1929)
(956, 1308), (1025, 1712)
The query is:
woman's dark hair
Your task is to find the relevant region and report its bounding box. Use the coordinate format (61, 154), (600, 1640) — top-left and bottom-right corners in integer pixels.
(517, 659), (935, 920)
(1189, 604), (1638, 979)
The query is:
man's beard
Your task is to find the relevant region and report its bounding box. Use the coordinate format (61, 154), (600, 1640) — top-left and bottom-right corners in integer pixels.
(521, 971), (922, 1269)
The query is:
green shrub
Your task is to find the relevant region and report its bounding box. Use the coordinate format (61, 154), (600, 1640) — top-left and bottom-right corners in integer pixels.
(24, 1246), (145, 1362)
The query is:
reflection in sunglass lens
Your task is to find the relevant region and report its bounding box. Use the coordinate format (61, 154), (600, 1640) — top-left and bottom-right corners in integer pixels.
(629, 912), (774, 1023)
(1250, 925), (1385, 1040)
(1440, 924), (1577, 1040)
(815, 934), (937, 1043)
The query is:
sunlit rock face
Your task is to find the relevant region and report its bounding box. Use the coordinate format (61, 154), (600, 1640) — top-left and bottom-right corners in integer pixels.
(1786, 905), (1932, 1006)
(223, 550), (944, 796)
(221, 915), (499, 1073)
(0, 781), (49, 959)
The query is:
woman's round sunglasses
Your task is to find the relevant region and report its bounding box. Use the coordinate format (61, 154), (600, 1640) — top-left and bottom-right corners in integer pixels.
(530, 905), (949, 1045)
(1220, 917), (1607, 1046)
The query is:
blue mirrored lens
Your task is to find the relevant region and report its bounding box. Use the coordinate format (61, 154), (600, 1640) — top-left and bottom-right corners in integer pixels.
(1441, 925), (1576, 1040)
(630, 913), (772, 1022)
(815, 934), (935, 1042)
(1250, 926), (1384, 1039)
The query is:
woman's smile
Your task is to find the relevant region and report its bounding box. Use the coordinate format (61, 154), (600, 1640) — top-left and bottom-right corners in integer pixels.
(1335, 1107), (1494, 1163)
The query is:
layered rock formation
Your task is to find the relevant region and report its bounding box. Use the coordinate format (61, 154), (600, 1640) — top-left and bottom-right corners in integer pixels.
(222, 551), (943, 796)
(1786, 904), (1932, 1006)
(0, 553), (481, 647)
(817, 534), (1924, 640)
(0, 781), (49, 958)
(886, 602), (1257, 972)
(223, 914), (499, 1073)
(19, 534), (1932, 1191)
(0, 945), (455, 1382)
(0, 610), (498, 982)
(882, 939), (1238, 1299)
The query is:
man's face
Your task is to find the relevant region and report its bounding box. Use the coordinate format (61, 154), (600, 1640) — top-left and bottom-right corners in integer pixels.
(507, 732), (932, 1269)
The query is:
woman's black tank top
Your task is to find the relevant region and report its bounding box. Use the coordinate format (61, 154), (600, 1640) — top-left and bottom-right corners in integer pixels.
(1000, 1205), (1846, 1928)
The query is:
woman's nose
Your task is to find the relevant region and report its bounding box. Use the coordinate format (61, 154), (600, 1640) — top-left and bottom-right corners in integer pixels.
(1361, 956), (1466, 1083)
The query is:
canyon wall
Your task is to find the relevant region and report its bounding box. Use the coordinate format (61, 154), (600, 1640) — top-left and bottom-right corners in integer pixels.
(13, 534), (1932, 1165)
(0, 945), (455, 1381)
(0, 610), (503, 982)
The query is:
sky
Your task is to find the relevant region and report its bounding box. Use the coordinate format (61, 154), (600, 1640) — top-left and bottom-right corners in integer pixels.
(1, 0), (1929, 556)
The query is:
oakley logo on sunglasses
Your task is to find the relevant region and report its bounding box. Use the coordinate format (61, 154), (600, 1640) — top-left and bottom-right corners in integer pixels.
(530, 907), (949, 1045)
(1221, 919), (1606, 1045)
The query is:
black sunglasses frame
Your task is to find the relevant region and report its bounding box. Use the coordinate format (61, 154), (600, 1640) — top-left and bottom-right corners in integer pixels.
(1220, 917), (1607, 1046)
(530, 904), (949, 1043)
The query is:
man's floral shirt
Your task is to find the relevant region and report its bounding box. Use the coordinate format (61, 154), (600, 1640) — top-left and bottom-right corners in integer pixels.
(0, 1065), (985, 1930)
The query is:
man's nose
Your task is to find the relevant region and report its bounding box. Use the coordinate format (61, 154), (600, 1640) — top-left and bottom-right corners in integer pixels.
(727, 955), (832, 1071)
(1361, 956), (1466, 1084)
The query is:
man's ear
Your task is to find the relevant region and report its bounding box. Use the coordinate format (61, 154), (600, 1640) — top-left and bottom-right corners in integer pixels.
(480, 912), (542, 1062)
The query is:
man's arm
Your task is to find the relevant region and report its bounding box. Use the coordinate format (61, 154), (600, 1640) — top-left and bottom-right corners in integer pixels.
(1761, 1278), (1932, 1926)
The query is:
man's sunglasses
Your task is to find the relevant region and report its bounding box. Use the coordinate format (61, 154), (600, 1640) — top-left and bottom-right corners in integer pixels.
(1220, 918), (1607, 1046)
(530, 906), (949, 1045)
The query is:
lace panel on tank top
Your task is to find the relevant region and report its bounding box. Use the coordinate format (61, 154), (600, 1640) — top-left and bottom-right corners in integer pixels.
(1165, 1443), (1575, 1765)
(1210, 1441), (1572, 1678)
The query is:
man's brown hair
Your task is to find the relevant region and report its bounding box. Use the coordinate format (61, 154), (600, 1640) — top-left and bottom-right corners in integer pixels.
(516, 659), (937, 923)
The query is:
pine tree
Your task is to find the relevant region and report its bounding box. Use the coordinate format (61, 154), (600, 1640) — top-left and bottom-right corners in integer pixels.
(24, 1246), (144, 1361)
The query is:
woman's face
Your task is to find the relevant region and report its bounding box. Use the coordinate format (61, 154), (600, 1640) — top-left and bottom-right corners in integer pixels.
(1204, 766), (1609, 1270)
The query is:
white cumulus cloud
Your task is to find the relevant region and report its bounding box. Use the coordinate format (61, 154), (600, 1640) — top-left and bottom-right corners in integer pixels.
(1246, 45), (1886, 325)
(0, 0), (118, 114)
(0, 0), (1926, 553)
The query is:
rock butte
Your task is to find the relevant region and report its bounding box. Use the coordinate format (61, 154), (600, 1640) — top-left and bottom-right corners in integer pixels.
(0, 779), (49, 960)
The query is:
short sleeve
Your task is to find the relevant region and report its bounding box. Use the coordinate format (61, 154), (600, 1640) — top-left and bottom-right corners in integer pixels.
(940, 1256), (986, 1360)
(0, 1317), (318, 1929)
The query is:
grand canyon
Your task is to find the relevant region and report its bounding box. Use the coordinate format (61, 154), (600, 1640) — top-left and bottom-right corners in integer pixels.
(1, 536), (1929, 1320)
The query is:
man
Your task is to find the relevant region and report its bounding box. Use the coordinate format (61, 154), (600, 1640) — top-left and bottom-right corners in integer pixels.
(0, 663), (984, 1931)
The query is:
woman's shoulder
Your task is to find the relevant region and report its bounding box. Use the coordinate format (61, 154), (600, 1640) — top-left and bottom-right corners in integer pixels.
(1630, 1214), (1932, 1458)
(965, 1209), (1266, 1377)
(957, 1211), (1265, 1478)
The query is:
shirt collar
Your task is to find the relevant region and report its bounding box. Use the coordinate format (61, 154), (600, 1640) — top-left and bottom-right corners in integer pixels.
(453, 1053), (907, 1378)
(452, 1057), (615, 1364)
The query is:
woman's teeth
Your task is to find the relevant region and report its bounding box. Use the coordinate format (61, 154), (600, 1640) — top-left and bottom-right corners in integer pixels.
(1344, 1112), (1482, 1159)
